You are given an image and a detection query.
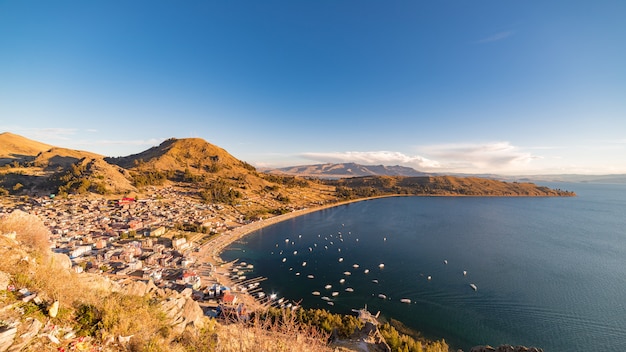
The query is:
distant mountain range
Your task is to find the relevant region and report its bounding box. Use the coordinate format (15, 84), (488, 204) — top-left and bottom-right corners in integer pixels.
(264, 162), (626, 184)
(262, 162), (430, 178)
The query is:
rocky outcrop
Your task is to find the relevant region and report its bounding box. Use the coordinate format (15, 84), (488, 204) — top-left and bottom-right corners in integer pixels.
(469, 345), (544, 352)
(0, 325), (18, 352)
(160, 292), (205, 335)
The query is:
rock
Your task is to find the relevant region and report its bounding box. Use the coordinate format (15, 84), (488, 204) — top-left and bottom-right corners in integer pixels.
(48, 301), (59, 318)
(7, 318), (43, 352)
(19, 318), (42, 339)
(180, 287), (193, 298)
(0, 326), (18, 352)
(50, 252), (72, 270)
(124, 280), (148, 297)
(0, 271), (9, 291)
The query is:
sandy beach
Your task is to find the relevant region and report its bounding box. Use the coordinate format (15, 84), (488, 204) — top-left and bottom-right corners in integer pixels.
(191, 197), (392, 310)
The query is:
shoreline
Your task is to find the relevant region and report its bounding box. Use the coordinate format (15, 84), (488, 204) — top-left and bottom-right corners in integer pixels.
(191, 196), (392, 311)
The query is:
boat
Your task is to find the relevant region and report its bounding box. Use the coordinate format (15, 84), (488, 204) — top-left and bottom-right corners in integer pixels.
(312, 291), (320, 296)
(295, 272), (300, 276)
(321, 296), (330, 301)
(325, 284), (332, 289)
(352, 264), (359, 268)
(282, 258), (286, 262)
(338, 258), (344, 262)
(372, 279), (379, 284)
(379, 263), (384, 268)
(302, 262), (307, 266)
(339, 278), (345, 284)
(378, 294), (387, 299)
(307, 275), (315, 279)
(331, 291), (339, 297)
(463, 270), (467, 276)
(427, 276), (432, 280)
(293, 251), (297, 255)
(327, 301), (334, 306)
(343, 271), (351, 276)
(443, 259), (448, 264)
(470, 283), (478, 291)
(364, 269), (370, 274)
(345, 287), (354, 292)
(400, 298), (411, 304)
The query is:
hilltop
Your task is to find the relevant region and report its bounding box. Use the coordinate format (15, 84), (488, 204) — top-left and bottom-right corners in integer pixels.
(1, 132), (574, 216)
(0, 132), (54, 166)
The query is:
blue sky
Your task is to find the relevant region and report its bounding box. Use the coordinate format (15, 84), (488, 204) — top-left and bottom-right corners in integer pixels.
(1, 1), (625, 175)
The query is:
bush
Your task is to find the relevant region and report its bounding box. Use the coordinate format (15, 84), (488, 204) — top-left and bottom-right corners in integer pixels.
(0, 210), (50, 255)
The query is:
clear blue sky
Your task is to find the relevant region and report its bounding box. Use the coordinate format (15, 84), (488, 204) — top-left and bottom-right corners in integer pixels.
(1, 1), (625, 175)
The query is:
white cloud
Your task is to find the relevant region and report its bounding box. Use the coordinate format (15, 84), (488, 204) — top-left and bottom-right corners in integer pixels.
(3, 127), (79, 141)
(298, 142), (541, 174)
(300, 151), (441, 169)
(474, 31), (514, 44)
(419, 141), (540, 173)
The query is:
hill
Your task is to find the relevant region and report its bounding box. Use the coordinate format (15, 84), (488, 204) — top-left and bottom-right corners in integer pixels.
(1, 133), (574, 221)
(329, 175), (576, 198)
(265, 162), (429, 178)
(0, 132), (54, 166)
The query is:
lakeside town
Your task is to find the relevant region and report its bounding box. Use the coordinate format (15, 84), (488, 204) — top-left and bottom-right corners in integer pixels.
(0, 186), (307, 321)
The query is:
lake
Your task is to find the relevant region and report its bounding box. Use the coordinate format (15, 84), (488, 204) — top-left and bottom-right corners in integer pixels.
(221, 183), (626, 351)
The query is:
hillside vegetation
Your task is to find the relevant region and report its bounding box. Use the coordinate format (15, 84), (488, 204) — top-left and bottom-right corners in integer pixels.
(330, 176), (575, 198)
(1, 133), (574, 217)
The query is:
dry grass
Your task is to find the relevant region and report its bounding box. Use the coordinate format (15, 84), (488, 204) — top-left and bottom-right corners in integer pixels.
(0, 210), (50, 256)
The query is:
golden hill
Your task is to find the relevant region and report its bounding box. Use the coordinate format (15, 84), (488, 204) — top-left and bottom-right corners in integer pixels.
(0, 132), (54, 165)
(105, 138), (243, 171)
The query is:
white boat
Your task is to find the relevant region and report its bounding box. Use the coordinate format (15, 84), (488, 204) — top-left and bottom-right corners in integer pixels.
(372, 279), (379, 284)
(285, 239), (289, 243)
(443, 259), (448, 264)
(463, 270), (467, 276)
(343, 271), (351, 276)
(325, 284), (332, 289)
(282, 258), (286, 262)
(470, 283), (478, 291)
(364, 269), (370, 274)
(339, 278), (346, 284)
(400, 298), (411, 304)
(302, 262), (307, 266)
(307, 275), (315, 279)
(321, 296), (330, 301)
(295, 272), (300, 276)
(352, 264), (359, 268)
(378, 294), (387, 299)
(293, 251), (297, 255)
(327, 301), (334, 306)
(257, 292), (265, 298)
(312, 291), (320, 296)
(338, 258), (344, 262)
(379, 263), (385, 268)
(345, 287), (354, 292)
(427, 276), (432, 280)
(331, 292), (339, 297)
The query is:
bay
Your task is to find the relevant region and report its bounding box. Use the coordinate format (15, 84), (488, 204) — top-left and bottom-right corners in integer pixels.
(221, 183), (626, 351)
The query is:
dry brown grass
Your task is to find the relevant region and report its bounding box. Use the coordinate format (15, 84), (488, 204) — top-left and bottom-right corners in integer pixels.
(0, 210), (50, 256)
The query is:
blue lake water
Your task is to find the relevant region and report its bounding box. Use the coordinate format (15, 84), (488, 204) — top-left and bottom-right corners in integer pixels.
(221, 183), (626, 351)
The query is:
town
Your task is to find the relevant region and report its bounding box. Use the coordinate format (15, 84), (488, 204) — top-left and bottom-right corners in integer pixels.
(0, 186), (276, 320)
